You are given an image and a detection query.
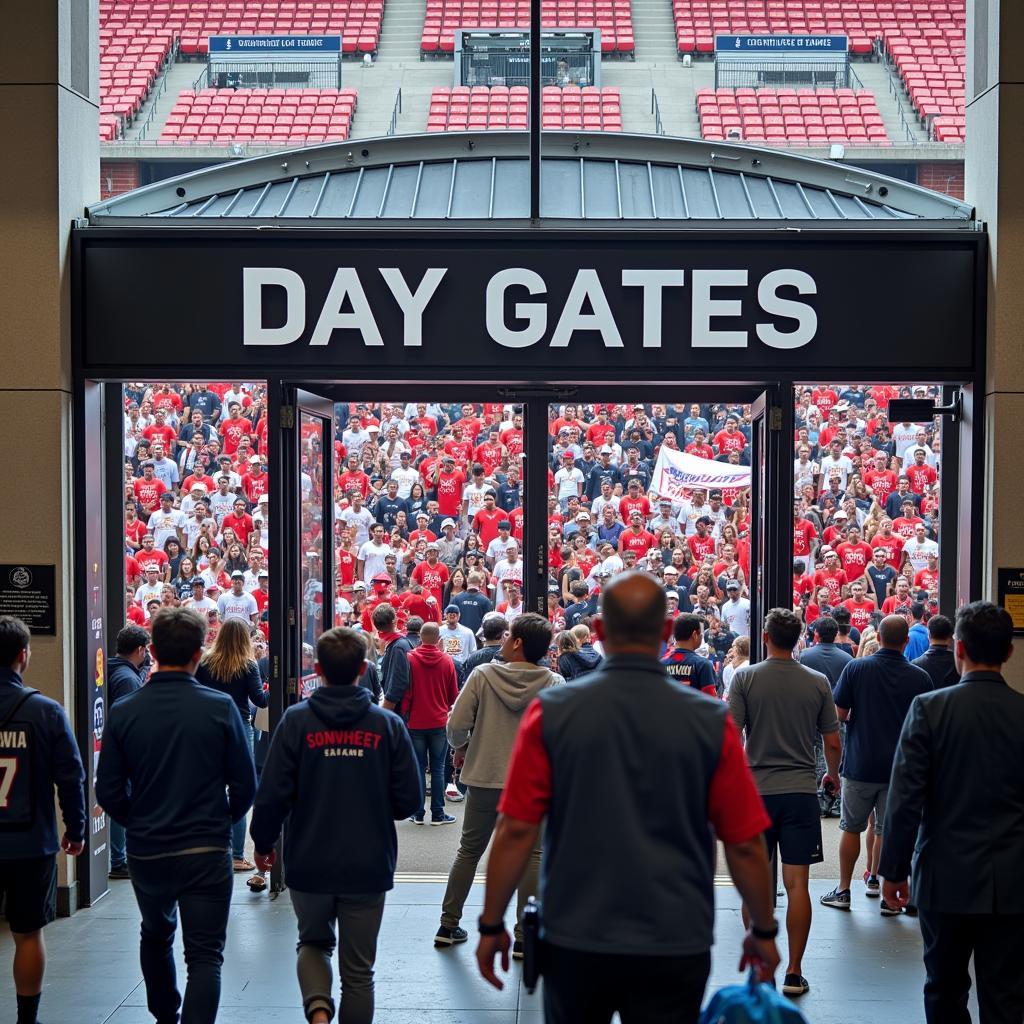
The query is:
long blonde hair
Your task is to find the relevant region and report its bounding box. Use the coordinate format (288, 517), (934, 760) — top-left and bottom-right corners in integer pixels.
(200, 618), (255, 680)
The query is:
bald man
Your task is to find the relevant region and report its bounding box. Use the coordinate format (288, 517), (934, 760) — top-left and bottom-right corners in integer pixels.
(477, 572), (780, 1021)
(821, 615), (932, 916)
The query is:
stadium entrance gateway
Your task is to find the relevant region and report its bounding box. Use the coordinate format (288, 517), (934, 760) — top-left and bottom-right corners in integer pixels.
(73, 133), (985, 901)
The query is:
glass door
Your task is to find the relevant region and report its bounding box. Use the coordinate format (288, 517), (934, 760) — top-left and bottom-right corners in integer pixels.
(748, 393), (768, 663)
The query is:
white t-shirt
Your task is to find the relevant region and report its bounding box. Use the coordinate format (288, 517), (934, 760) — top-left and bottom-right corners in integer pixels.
(720, 597), (752, 637)
(341, 507), (375, 547)
(819, 454), (853, 490)
(147, 509), (186, 549)
(901, 444), (938, 469)
(462, 481), (491, 516)
(184, 596), (217, 615)
(218, 590), (258, 623)
(554, 466), (584, 500)
(358, 540), (393, 582)
(135, 581), (164, 606)
(390, 466), (419, 499)
(902, 536), (939, 573)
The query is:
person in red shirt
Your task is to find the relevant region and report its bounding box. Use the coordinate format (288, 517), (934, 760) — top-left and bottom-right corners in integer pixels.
(507, 506), (525, 544)
(408, 512), (438, 547)
(713, 417), (746, 456)
(841, 580), (877, 632)
(473, 493), (506, 551)
(444, 425), (474, 468)
(586, 407), (616, 448)
(812, 387), (838, 417)
(411, 544), (450, 607)
(338, 454), (371, 500)
(871, 519), (904, 570)
(619, 480), (651, 524)
(433, 455), (466, 520)
(793, 505), (819, 560)
(219, 402), (250, 456)
(252, 572), (270, 616)
(864, 454), (898, 505)
(685, 429), (715, 460)
(880, 578), (915, 621)
(835, 526), (874, 582)
(618, 511), (656, 557)
(499, 412), (524, 459)
(125, 500), (147, 551)
(914, 552), (940, 596)
(397, 584), (441, 625)
(135, 534), (170, 581)
(473, 429), (504, 476)
(242, 455), (269, 504)
(133, 463), (168, 515)
(151, 384), (183, 417)
(687, 517), (717, 562)
(812, 549), (849, 604)
(221, 497), (255, 545)
(792, 559), (815, 608)
(336, 529), (358, 589)
(905, 449), (938, 495)
(821, 510), (849, 550)
(141, 408), (178, 453)
(892, 500), (925, 543)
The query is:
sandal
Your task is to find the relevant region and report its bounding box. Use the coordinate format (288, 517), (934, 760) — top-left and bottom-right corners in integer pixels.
(233, 858), (255, 872)
(246, 872), (267, 892)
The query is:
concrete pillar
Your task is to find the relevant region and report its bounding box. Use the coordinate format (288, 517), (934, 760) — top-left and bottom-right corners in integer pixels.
(966, 1), (1024, 690)
(0, 1), (99, 905)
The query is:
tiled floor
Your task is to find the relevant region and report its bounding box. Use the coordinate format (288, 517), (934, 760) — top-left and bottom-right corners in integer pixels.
(0, 876), (973, 1023)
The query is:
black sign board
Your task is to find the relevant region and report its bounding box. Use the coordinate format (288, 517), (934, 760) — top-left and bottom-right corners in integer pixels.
(78, 233), (980, 379)
(0, 565), (56, 635)
(997, 568), (1024, 635)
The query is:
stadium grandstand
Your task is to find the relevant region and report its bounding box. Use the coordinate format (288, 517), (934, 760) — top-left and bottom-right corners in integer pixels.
(99, 0), (964, 201)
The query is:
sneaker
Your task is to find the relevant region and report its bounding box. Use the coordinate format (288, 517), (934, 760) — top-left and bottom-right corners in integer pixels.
(782, 974), (809, 997)
(445, 784), (465, 802)
(864, 873), (881, 898)
(108, 864), (130, 880)
(434, 925), (468, 946)
(246, 872), (267, 893)
(408, 813), (425, 825)
(512, 940), (524, 961)
(431, 813), (457, 826)
(820, 887), (851, 911)
(904, 904), (919, 918)
(880, 899), (903, 916)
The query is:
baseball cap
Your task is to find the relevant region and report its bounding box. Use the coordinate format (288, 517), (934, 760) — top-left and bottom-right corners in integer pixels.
(207, 582), (221, 591)
(160, 492), (174, 501)
(659, 498), (672, 507)
(444, 604), (460, 614)
(353, 581), (367, 591)
(726, 580), (741, 591)
(426, 541), (440, 550)
(665, 589), (679, 600)
(834, 510), (849, 520)
(371, 573), (391, 584)
(547, 584), (560, 594)
(366, 424), (380, 433)
(575, 512), (591, 522)
(258, 494), (269, 504)
(249, 454), (261, 463)
(498, 520), (512, 530)
(230, 570), (245, 579)
(258, 570), (269, 578)
(442, 454), (455, 462)
(600, 445), (614, 454)
(416, 511), (429, 520)
(337, 598), (352, 614)
(441, 518), (456, 528)
(190, 482), (208, 492)
(191, 578), (205, 587)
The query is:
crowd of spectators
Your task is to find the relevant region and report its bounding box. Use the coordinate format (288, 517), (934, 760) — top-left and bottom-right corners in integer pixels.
(119, 383), (943, 690)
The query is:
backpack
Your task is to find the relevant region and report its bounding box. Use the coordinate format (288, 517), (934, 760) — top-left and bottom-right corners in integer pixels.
(700, 971), (809, 1024)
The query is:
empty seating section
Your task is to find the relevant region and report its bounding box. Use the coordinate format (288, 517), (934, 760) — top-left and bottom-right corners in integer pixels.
(421, 0), (633, 56)
(159, 87), (358, 143)
(99, 17), (175, 138)
(697, 87), (890, 145)
(426, 85), (621, 131)
(100, 1), (383, 56)
(886, 33), (964, 141)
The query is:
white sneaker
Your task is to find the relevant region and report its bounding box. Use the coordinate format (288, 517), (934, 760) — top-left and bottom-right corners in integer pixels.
(445, 784), (464, 802)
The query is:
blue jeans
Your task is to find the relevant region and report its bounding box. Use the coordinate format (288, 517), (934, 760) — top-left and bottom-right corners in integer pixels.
(129, 850), (233, 1024)
(231, 722), (254, 859)
(409, 727), (449, 821)
(110, 818), (127, 869)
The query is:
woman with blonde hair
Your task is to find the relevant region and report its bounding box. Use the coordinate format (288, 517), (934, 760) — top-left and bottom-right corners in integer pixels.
(195, 618), (266, 871)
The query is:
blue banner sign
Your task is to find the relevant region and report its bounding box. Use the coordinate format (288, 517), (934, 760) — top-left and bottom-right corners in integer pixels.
(209, 35), (342, 53)
(715, 34), (848, 53)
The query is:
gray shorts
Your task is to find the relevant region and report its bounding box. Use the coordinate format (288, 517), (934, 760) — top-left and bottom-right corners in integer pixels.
(839, 779), (888, 835)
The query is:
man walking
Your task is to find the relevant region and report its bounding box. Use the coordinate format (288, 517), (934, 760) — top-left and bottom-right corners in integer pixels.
(820, 615), (931, 915)
(376, 604), (413, 713)
(660, 614), (719, 696)
(403, 622), (460, 826)
(97, 607), (256, 1024)
(798, 617), (853, 686)
(904, 602), (931, 661)
(880, 602), (1024, 1023)
(477, 574), (780, 1021)
(435, 613), (560, 952)
(729, 609), (843, 997)
(106, 624), (150, 880)
(911, 613), (960, 689)
(461, 614), (508, 675)
(0, 616), (86, 1024)
(251, 627), (421, 1024)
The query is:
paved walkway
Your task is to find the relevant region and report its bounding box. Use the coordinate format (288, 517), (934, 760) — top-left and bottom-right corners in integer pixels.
(0, 876), (970, 1023)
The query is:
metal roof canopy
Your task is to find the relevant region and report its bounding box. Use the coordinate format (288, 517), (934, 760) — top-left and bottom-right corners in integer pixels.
(87, 132), (975, 227)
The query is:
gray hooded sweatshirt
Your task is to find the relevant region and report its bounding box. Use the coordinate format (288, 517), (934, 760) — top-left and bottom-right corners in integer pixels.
(447, 660), (563, 789)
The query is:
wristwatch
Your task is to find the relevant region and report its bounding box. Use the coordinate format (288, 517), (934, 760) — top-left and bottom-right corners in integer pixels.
(478, 917), (506, 936)
(751, 921), (780, 940)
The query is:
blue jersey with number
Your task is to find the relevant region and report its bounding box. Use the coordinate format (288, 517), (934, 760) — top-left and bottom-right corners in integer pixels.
(0, 670), (86, 859)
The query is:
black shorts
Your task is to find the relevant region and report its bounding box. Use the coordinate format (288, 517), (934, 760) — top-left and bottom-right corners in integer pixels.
(0, 854), (57, 933)
(761, 793), (824, 866)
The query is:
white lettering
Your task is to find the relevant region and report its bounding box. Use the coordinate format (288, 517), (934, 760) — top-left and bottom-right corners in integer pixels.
(486, 268), (547, 348)
(691, 269), (749, 348)
(756, 269), (818, 349)
(379, 267), (447, 347)
(310, 269), (384, 347)
(621, 269), (686, 348)
(551, 269), (623, 348)
(242, 267), (305, 346)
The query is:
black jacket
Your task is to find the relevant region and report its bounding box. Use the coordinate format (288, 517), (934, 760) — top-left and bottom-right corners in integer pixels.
(912, 645), (960, 690)
(108, 656), (144, 705)
(0, 670), (86, 859)
(194, 659), (268, 723)
(380, 635), (414, 705)
(96, 671), (256, 857)
(557, 644), (603, 681)
(879, 672), (1024, 913)
(250, 685), (422, 893)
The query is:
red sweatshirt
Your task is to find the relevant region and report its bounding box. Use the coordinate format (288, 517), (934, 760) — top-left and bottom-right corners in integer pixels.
(403, 644), (459, 730)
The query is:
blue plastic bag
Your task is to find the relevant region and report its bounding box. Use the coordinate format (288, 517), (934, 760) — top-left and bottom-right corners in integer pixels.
(700, 970), (809, 1024)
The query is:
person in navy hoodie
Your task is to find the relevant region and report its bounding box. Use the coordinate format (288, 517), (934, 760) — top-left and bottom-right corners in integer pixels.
(250, 626), (422, 1024)
(97, 607), (256, 1024)
(0, 615), (86, 1024)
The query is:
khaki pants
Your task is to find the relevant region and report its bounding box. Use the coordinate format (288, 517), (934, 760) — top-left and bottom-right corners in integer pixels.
(439, 785), (541, 940)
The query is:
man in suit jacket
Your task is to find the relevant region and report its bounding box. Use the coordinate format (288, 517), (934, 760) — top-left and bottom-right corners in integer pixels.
(910, 613), (960, 690)
(880, 601), (1024, 1023)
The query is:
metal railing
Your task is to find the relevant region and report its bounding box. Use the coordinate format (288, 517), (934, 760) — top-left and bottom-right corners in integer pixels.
(886, 67), (920, 144)
(387, 89), (403, 136)
(132, 39), (180, 141)
(651, 88), (665, 136)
